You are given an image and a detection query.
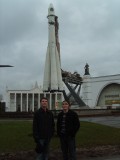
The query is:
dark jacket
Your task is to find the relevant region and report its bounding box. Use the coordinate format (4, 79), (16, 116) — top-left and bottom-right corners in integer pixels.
(57, 109), (80, 137)
(33, 108), (55, 143)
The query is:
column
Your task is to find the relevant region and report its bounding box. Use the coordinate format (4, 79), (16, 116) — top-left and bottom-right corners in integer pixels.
(20, 93), (22, 112)
(44, 92), (46, 97)
(38, 93), (40, 109)
(55, 92), (57, 109)
(26, 93), (28, 112)
(14, 93), (16, 112)
(32, 93), (34, 112)
(49, 93), (52, 110)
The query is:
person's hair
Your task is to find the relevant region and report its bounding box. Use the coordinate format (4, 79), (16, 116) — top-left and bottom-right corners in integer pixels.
(40, 97), (48, 102)
(62, 100), (71, 106)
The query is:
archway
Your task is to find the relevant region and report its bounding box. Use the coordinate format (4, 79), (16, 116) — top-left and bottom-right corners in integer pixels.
(97, 83), (120, 107)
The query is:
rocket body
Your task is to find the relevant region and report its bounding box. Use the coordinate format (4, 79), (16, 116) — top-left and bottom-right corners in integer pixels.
(43, 4), (63, 91)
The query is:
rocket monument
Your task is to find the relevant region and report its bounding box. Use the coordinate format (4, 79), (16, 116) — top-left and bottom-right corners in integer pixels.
(43, 4), (63, 92)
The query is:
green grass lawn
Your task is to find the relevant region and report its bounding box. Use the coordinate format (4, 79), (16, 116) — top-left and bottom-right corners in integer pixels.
(0, 120), (120, 153)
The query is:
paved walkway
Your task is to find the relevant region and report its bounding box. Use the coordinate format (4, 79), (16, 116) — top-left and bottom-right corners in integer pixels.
(80, 116), (120, 128)
(81, 155), (120, 160)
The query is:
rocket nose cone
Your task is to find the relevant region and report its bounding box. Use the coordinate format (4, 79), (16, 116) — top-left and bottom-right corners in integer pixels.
(48, 3), (55, 15)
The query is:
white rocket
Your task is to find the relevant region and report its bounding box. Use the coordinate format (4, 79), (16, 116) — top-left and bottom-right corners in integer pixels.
(43, 4), (63, 92)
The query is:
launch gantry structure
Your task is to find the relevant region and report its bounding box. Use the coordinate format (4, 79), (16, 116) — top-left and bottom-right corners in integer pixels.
(62, 70), (86, 106)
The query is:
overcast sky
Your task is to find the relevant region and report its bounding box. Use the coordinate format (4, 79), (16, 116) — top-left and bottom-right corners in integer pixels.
(0, 0), (120, 98)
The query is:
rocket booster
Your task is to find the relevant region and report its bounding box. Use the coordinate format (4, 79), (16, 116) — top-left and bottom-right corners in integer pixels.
(43, 4), (63, 92)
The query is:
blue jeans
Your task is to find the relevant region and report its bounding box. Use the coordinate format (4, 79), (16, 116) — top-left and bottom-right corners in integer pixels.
(36, 139), (50, 160)
(60, 136), (76, 160)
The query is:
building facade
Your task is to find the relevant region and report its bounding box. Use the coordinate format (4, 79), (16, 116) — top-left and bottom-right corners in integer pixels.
(82, 73), (120, 109)
(6, 83), (63, 112)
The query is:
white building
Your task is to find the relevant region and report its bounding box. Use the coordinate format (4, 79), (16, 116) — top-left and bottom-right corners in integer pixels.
(82, 64), (120, 109)
(6, 82), (63, 112)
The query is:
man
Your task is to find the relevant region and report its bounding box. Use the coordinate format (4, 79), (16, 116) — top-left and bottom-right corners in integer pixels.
(57, 100), (80, 160)
(33, 97), (55, 160)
